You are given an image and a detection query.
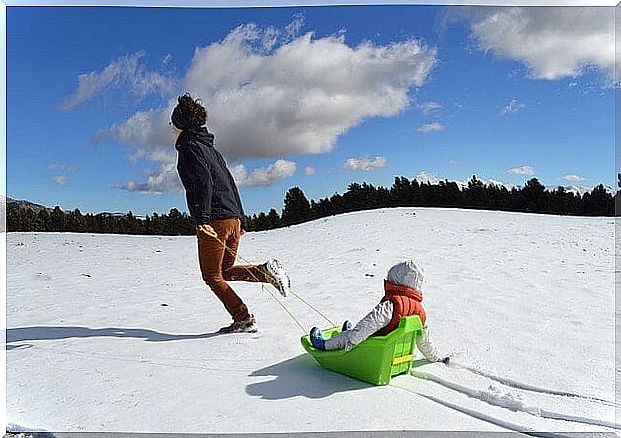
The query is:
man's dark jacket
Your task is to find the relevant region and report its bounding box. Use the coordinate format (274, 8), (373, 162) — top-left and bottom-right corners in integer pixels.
(175, 127), (247, 229)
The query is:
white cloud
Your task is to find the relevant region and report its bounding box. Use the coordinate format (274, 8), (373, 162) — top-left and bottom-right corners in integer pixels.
(417, 122), (445, 134)
(564, 174), (586, 182)
(95, 109), (176, 165)
(52, 175), (67, 186)
(343, 156), (387, 172)
(499, 99), (525, 116)
(417, 101), (442, 114)
(230, 159), (297, 187)
(104, 19), (437, 164)
(449, 160), (461, 165)
(115, 162), (182, 194)
(303, 166), (316, 176)
(95, 19), (437, 193)
(508, 165), (536, 176)
(48, 163), (76, 171)
(446, 7), (616, 81)
(61, 52), (176, 110)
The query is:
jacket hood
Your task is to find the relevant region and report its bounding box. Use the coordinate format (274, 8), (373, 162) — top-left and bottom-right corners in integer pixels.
(386, 260), (424, 293)
(175, 126), (214, 151)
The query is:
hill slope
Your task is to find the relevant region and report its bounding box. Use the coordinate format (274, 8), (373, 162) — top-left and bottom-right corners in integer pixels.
(5, 207), (617, 434)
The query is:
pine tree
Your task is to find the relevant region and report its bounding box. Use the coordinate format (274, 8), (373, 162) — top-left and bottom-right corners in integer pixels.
(267, 208), (281, 228)
(281, 187), (312, 226)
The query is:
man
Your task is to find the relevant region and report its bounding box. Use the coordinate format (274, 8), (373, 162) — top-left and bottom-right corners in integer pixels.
(172, 93), (291, 333)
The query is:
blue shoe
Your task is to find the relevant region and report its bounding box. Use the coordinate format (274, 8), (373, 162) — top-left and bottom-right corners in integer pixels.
(310, 327), (326, 350)
(342, 320), (353, 332)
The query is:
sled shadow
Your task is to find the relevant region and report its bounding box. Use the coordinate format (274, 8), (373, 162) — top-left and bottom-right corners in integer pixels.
(246, 354), (369, 400)
(6, 326), (222, 344)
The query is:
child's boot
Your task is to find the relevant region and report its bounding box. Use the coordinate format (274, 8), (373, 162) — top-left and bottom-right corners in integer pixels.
(310, 327), (326, 350)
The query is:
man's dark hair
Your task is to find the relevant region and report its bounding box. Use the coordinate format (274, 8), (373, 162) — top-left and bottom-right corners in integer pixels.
(173, 93), (207, 129)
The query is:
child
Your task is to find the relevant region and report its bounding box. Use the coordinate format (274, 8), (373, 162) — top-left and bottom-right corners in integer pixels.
(310, 259), (449, 363)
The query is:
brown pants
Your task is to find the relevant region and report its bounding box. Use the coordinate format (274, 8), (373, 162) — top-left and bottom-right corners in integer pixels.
(197, 218), (269, 322)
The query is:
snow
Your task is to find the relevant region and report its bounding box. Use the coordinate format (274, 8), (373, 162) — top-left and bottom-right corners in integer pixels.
(5, 207), (617, 434)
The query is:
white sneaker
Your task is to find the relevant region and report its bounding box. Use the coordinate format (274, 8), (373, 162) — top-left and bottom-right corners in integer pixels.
(262, 259), (291, 297)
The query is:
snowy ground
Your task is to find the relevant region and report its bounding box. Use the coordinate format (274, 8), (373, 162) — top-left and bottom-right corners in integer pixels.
(5, 208), (618, 435)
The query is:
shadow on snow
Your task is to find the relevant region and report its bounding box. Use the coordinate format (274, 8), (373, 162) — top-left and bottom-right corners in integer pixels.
(246, 354), (370, 400)
(6, 326), (222, 343)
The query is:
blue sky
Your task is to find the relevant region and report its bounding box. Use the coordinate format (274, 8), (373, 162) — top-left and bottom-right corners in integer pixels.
(6, 5), (616, 216)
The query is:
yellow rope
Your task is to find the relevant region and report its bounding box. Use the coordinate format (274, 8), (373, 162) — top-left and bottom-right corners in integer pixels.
(288, 290), (336, 326)
(260, 280), (307, 334)
(201, 227), (315, 334)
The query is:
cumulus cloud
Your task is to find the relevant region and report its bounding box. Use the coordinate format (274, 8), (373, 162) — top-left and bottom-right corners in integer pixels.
(52, 175), (67, 186)
(343, 156), (387, 172)
(445, 7), (616, 81)
(499, 99), (525, 116)
(95, 109), (176, 165)
(508, 165), (536, 176)
(94, 19), (437, 193)
(61, 52), (176, 110)
(564, 174), (586, 182)
(417, 122), (445, 134)
(103, 19), (436, 164)
(417, 100), (442, 114)
(230, 159), (297, 187)
(115, 162), (182, 194)
(303, 166), (316, 176)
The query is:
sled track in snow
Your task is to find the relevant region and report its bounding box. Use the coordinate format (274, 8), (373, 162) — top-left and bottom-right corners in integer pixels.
(391, 383), (577, 438)
(450, 362), (619, 408)
(410, 369), (621, 431)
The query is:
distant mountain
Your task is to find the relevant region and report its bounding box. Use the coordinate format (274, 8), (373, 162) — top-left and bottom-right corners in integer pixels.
(412, 172), (615, 195)
(5, 198), (148, 220)
(6, 197), (57, 213)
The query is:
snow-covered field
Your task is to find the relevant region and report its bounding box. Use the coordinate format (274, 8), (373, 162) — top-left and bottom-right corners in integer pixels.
(5, 208), (618, 435)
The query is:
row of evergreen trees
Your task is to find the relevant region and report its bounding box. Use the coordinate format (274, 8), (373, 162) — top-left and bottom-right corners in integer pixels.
(7, 176), (616, 235)
(6, 206), (197, 235)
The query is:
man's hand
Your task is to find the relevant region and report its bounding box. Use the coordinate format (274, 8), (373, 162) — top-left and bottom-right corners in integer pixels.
(198, 224), (217, 237)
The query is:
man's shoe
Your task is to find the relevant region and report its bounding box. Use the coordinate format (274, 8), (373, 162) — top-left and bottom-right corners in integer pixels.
(261, 259), (291, 297)
(218, 314), (257, 333)
(342, 320), (353, 332)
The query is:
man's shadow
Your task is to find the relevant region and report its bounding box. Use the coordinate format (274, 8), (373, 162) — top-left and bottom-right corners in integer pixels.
(6, 326), (222, 344)
(246, 354), (369, 400)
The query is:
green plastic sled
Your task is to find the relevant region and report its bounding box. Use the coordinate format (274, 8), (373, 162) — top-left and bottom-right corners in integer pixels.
(300, 315), (424, 386)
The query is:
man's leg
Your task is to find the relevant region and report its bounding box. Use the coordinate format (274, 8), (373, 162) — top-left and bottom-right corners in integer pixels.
(221, 219), (270, 283)
(197, 219), (249, 321)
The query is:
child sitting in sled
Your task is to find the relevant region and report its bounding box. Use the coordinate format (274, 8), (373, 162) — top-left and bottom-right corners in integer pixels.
(309, 259), (449, 364)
